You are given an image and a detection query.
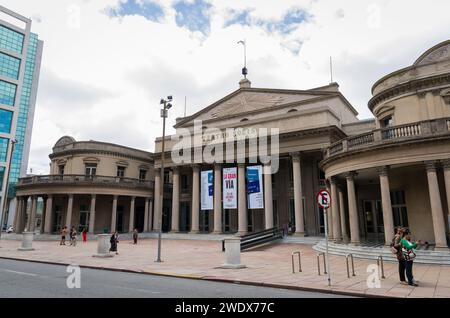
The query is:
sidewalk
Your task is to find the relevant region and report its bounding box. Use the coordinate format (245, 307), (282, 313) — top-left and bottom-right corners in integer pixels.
(1, 238), (449, 298)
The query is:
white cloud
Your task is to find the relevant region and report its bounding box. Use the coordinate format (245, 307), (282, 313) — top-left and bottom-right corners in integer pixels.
(1, 0), (449, 174)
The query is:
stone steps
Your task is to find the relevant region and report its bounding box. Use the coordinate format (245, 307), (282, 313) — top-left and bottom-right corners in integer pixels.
(313, 241), (450, 265)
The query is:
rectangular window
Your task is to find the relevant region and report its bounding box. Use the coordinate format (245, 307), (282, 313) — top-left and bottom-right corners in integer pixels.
(0, 109), (13, 133)
(0, 52), (20, 79)
(0, 25), (24, 54)
(0, 80), (17, 106)
(139, 169), (147, 180)
(85, 163), (97, 176)
(0, 137), (8, 162)
(58, 165), (65, 175)
(181, 174), (189, 191)
(117, 166), (126, 178)
(164, 170), (170, 184)
(391, 190), (408, 228)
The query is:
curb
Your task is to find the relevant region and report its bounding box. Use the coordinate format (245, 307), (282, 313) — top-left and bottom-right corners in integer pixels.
(0, 256), (392, 298)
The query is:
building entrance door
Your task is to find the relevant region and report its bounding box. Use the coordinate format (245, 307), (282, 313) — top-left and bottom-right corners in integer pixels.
(180, 202), (190, 232)
(117, 206), (124, 233)
(199, 211), (210, 233)
(363, 200), (384, 241)
(135, 206), (145, 232)
(52, 206), (63, 234)
(78, 205), (90, 233)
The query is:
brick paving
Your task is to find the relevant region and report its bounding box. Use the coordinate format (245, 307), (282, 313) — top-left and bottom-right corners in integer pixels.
(0, 238), (449, 298)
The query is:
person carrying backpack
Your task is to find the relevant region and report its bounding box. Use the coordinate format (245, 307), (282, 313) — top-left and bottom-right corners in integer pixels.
(390, 227), (407, 285)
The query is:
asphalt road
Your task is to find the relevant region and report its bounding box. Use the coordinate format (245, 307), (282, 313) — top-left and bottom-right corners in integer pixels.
(0, 258), (351, 298)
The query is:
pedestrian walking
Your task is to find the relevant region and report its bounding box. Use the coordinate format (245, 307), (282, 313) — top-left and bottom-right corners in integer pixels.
(133, 228), (138, 245)
(401, 229), (421, 287)
(82, 228), (87, 243)
(69, 226), (77, 246)
(110, 231), (119, 255)
(60, 226), (67, 245)
(391, 227), (407, 285)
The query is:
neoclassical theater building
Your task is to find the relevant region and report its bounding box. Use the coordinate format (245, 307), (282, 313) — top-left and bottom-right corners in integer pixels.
(13, 136), (159, 234)
(11, 40), (450, 250)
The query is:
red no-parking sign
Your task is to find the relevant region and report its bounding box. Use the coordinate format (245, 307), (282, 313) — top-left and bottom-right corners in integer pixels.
(316, 189), (331, 210)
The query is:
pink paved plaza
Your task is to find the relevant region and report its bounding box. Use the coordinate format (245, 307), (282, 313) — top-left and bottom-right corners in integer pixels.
(1, 238), (449, 298)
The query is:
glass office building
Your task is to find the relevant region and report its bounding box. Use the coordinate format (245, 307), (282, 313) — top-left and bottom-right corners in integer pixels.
(0, 6), (43, 230)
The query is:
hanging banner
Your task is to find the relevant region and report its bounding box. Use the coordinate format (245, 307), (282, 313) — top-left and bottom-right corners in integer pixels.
(201, 170), (214, 210)
(247, 165), (264, 209)
(223, 167), (237, 209)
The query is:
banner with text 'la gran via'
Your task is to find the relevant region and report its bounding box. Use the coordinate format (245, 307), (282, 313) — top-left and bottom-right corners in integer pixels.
(223, 167), (237, 209)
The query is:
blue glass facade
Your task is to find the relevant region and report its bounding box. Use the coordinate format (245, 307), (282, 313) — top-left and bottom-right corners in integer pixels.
(0, 79), (16, 106)
(8, 33), (39, 196)
(0, 25), (24, 54)
(0, 52), (20, 79)
(0, 109), (12, 133)
(0, 137), (8, 162)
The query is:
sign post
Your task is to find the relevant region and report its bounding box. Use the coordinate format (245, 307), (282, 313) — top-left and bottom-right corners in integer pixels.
(316, 189), (331, 286)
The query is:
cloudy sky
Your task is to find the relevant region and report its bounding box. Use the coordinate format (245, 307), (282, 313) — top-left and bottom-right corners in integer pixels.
(3, 0), (450, 174)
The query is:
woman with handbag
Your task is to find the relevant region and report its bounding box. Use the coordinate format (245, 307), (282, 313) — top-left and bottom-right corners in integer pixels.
(391, 227), (407, 284)
(401, 230), (421, 287)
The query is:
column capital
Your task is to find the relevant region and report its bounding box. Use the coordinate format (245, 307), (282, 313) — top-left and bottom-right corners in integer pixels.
(154, 167), (161, 173)
(377, 165), (390, 176)
(237, 163), (246, 168)
(442, 159), (450, 170)
(425, 161), (438, 172)
(191, 164), (200, 171)
(91, 194), (96, 199)
(113, 195), (119, 200)
(213, 163), (222, 169)
(330, 176), (339, 184)
(130, 196), (136, 201)
(290, 152), (301, 162)
(171, 166), (180, 173)
(345, 171), (357, 180)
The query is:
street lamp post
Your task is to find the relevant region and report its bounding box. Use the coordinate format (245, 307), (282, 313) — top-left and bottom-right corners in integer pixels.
(156, 96), (172, 263)
(0, 138), (16, 239)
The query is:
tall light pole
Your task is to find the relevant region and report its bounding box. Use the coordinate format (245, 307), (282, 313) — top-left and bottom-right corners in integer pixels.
(0, 138), (17, 239)
(156, 96), (172, 262)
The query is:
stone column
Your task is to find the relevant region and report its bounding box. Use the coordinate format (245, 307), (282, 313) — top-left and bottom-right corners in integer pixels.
(378, 166), (395, 245)
(330, 177), (341, 240)
(17, 197), (27, 233)
(326, 182), (334, 239)
(144, 197), (150, 232)
(346, 172), (360, 244)
(213, 164), (222, 233)
(65, 195), (74, 229)
(44, 195), (53, 234)
(338, 186), (349, 241)
(238, 163), (247, 234)
(153, 168), (161, 230)
(29, 196), (38, 232)
(89, 194), (96, 234)
(425, 161), (448, 249)
(171, 167), (180, 232)
(291, 152), (305, 236)
(111, 195), (118, 232)
(263, 164), (274, 229)
(149, 200), (153, 231)
(129, 196), (136, 233)
(190, 165), (200, 233)
(13, 197), (22, 233)
(442, 160), (450, 233)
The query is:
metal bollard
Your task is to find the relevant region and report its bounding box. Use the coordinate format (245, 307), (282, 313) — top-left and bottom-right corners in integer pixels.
(317, 252), (327, 275)
(345, 254), (355, 278)
(377, 255), (386, 279)
(291, 251), (302, 273)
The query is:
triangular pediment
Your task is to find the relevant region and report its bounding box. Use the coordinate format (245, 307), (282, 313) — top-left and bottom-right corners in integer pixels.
(176, 87), (336, 127)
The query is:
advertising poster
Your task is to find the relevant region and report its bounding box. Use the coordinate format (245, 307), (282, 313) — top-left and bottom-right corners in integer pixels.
(201, 170), (214, 210)
(222, 167), (237, 209)
(247, 165), (264, 209)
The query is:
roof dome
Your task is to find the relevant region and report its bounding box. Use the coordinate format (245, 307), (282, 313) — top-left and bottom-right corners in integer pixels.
(413, 40), (450, 66)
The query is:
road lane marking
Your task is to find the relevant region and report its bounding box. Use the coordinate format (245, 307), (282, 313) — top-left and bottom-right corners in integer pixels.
(2, 269), (38, 277)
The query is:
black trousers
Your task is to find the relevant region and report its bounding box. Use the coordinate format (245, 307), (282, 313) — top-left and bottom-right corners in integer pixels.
(405, 261), (414, 284)
(398, 259), (406, 282)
